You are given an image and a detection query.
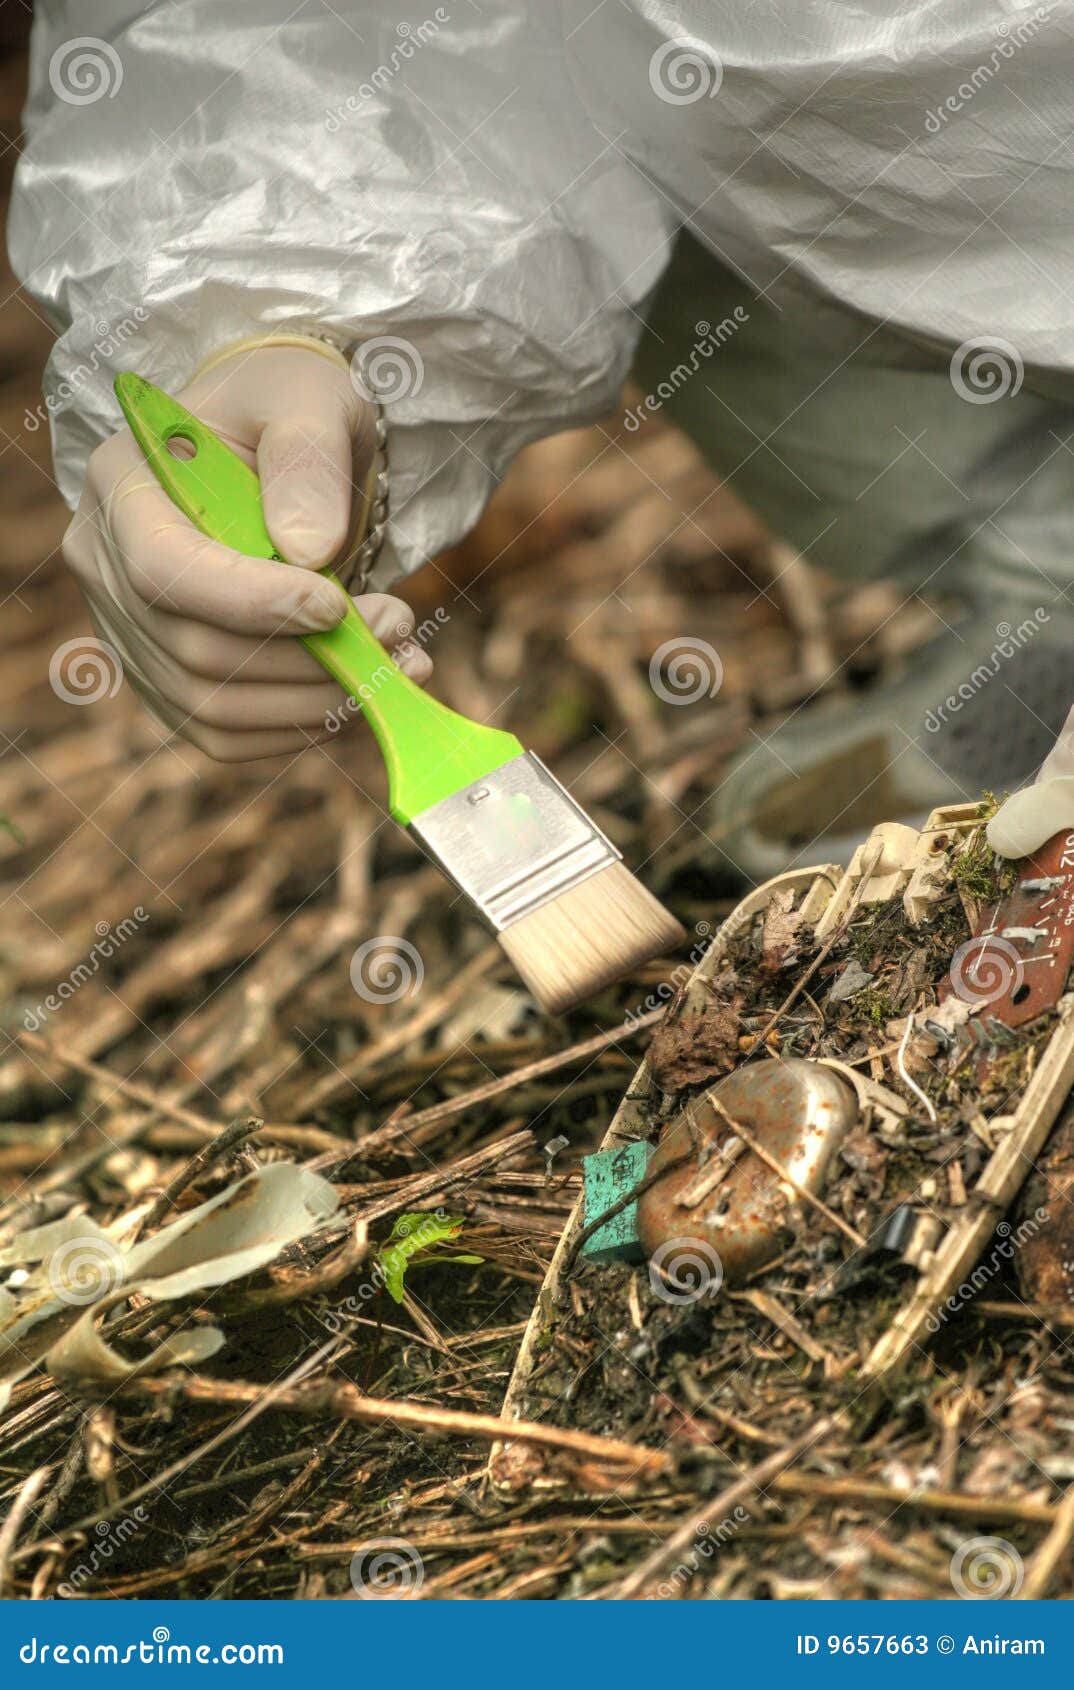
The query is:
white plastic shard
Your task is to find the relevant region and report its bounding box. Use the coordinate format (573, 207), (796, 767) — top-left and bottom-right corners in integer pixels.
(119, 1162), (339, 1296)
(0, 1163), (338, 1403)
(47, 1314), (225, 1392)
(0, 1212), (112, 1270)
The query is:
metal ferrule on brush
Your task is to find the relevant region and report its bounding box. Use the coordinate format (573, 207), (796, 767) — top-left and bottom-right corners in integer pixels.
(407, 752), (621, 932)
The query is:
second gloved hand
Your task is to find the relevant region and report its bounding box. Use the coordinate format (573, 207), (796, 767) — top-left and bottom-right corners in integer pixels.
(61, 341), (432, 761)
(987, 699), (1074, 858)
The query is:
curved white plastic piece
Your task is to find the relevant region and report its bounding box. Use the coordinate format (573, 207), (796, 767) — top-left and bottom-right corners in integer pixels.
(986, 777), (1074, 860)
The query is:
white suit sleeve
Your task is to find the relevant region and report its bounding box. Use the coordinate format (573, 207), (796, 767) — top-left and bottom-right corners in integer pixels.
(8, 1), (674, 585)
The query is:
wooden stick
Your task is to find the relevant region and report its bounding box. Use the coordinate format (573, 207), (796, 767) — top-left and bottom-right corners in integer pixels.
(302, 944), (501, 1109)
(1017, 1479), (1074, 1598)
(359, 1008), (664, 1151)
(350, 1128), (535, 1226)
(737, 1289), (835, 1367)
(774, 1471), (1057, 1527)
(28, 1435), (83, 1542)
(611, 1414), (837, 1598)
(973, 1299), (1074, 1328)
(296, 1514), (675, 1558)
(121, 1372), (668, 1475)
(143, 1116), (263, 1227)
(18, 1032), (219, 1141)
(0, 1467), (48, 1598)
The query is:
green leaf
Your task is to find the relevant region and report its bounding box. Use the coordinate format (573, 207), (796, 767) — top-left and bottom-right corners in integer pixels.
(376, 1212), (482, 1305)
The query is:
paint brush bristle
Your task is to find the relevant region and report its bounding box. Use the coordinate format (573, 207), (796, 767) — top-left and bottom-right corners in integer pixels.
(497, 860), (685, 1014)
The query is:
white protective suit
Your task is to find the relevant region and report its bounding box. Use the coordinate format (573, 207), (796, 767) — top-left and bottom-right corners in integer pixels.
(12, 0), (1074, 591)
(10, 0), (1074, 838)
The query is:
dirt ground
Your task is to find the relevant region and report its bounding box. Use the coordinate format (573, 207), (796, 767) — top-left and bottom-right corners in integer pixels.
(3, 26), (1073, 1603)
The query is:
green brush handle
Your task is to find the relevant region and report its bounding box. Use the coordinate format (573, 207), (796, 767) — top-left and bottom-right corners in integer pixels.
(114, 374), (521, 823)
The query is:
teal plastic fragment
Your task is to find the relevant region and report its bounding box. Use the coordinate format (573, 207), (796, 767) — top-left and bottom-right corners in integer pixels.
(581, 1141), (653, 1264)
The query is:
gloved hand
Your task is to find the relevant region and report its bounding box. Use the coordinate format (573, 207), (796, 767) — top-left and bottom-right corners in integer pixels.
(987, 701), (1074, 858)
(61, 340), (432, 761)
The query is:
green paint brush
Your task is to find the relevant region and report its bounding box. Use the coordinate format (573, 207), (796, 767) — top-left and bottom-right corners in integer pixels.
(115, 373), (684, 1012)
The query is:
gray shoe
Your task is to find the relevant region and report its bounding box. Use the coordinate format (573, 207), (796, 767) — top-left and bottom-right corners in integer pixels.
(708, 606), (1072, 883)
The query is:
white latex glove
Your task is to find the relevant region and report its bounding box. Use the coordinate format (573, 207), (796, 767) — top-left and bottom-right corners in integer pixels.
(61, 340), (431, 761)
(987, 701), (1074, 858)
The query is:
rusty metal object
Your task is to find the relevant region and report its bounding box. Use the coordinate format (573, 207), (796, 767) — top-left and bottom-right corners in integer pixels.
(878, 828), (1074, 1309)
(1014, 1094), (1074, 1308)
(937, 831), (1074, 1078)
(636, 1059), (858, 1285)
